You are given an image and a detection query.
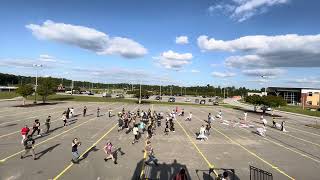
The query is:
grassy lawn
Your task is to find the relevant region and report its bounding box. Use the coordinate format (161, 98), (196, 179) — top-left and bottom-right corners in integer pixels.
(276, 105), (320, 117)
(26, 94), (212, 107)
(0, 92), (19, 99)
(220, 104), (242, 109)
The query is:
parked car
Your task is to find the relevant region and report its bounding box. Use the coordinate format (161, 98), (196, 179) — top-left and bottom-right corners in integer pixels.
(260, 106), (272, 111)
(168, 97), (175, 102)
(213, 101), (219, 105)
(185, 98), (191, 102)
(102, 92), (112, 98)
(141, 95), (149, 99)
(155, 96), (162, 100)
(116, 94), (124, 98)
(88, 91), (94, 95)
(200, 100), (206, 104)
(65, 91), (72, 94)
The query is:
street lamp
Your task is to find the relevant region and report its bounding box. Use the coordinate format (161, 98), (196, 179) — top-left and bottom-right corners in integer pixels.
(260, 75), (268, 96)
(33, 64), (43, 104)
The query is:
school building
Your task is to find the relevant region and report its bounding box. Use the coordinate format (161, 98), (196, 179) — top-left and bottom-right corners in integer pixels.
(267, 87), (320, 107)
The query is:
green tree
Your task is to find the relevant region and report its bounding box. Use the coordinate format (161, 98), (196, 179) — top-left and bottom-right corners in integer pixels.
(37, 77), (56, 103)
(16, 84), (34, 105)
(261, 96), (287, 107)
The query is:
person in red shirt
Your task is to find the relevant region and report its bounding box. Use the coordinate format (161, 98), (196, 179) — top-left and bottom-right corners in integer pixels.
(21, 125), (30, 144)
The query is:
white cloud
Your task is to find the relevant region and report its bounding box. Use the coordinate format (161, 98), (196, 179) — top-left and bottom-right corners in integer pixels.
(211, 71), (236, 78)
(198, 34), (320, 68)
(191, 69), (200, 73)
(154, 50), (193, 69)
(208, 0), (289, 22)
(242, 68), (286, 77)
(286, 78), (320, 84)
(175, 36), (189, 44)
(26, 20), (147, 58)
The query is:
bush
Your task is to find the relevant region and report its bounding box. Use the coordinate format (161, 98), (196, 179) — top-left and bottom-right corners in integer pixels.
(245, 95), (286, 107)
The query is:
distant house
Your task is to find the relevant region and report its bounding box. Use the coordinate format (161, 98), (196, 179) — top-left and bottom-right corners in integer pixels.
(0, 86), (18, 92)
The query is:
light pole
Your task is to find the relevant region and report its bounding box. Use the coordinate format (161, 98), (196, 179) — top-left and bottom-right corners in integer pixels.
(33, 64), (43, 104)
(261, 75), (268, 96)
(139, 80), (142, 104)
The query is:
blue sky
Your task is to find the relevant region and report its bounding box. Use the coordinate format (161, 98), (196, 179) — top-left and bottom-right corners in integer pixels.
(1, 0), (320, 88)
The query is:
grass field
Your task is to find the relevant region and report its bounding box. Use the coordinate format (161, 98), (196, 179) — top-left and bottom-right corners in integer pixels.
(0, 92), (19, 99)
(276, 105), (320, 117)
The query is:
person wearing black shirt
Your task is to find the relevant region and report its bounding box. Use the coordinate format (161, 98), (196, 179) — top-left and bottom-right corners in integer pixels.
(71, 138), (81, 163)
(31, 119), (41, 137)
(21, 135), (37, 160)
(83, 106), (87, 117)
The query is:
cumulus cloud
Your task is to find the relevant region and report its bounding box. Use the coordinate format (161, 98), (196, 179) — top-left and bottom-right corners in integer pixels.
(208, 0), (289, 22)
(191, 69), (200, 73)
(286, 78), (320, 84)
(211, 71), (236, 78)
(26, 20), (147, 58)
(175, 36), (189, 44)
(198, 34), (320, 68)
(242, 68), (286, 77)
(154, 50), (193, 69)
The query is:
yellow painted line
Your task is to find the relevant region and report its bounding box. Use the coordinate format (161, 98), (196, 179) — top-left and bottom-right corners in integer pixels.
(0, 117), (97, 163)
(213, 127), (296, 179)
(53, 123), (118, 180)
(0, 103), (124, 163)
(53, 104), (140, 180)
(287, 126), (320, 137)
(171, 109), (218, 177)
(140, 140), (148, 179)
(202, 107), (320, 148)
(192, 109), (295, 179)
(237, 127), (320, 164)
(0, 103), (115, 139)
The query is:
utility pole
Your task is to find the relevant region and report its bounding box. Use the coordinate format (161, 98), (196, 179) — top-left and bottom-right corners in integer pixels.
(139, 81), (142, 104)
(33, 64), (42, 104)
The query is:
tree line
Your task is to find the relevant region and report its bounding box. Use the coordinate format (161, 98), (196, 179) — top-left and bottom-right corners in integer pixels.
(1, 72), (260, 98)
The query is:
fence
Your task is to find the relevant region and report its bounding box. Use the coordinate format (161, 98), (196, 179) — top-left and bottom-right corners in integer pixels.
(250, 165), (273, 180)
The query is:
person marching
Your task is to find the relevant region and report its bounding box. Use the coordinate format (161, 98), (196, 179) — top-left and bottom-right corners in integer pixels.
(132, 124), (139, 144)
(66, 108), (70, 119)
(144, 140), (158, 166)
(62, 111), (67, 126)
(31, 119), (41, 137)
(83, 106), (87, 117)
(45, 115), (51, 134)
(70, 107), (74, 118)
(20, 135), (37, 160)
(71, 138), (81, 163)
(97, 107), (100, 117)
(103, 141), (117, 164)
(21, 125), (30, 144)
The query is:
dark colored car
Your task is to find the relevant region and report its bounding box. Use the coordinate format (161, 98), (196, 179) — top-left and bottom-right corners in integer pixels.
(155, 96), (162, 100)
(213, 101), (219, 106)
(168, 97), (175, 102)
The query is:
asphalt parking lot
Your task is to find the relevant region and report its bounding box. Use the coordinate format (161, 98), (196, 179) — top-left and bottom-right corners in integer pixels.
(0, 100), (319, 180)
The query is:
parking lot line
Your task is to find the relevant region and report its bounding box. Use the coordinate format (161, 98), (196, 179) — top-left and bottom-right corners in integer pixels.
(191, 109), (295, 180)
(140, 140), (148, 179)
(53, 123), (118, 180)
(52, 104), (140, 180)
(0, 103), (83, 126)
(0, 117), (96, 163)
(236, 126), (320, 163)
(209, 107), (320, 148)
(0, 103), (124, 163)
(172, 109), (218, 177)
(213, 126), (295, 180)
(0, 103), (103, 139)
(287, 126), (320, 137)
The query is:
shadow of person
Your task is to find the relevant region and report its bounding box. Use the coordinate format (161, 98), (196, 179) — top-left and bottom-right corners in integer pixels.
(35, 143), (60, 159)
(113, 147), (125, 163)
(79, 146), (99, 162)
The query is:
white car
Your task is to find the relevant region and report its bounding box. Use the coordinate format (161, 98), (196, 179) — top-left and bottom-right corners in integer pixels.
(185, 98), (191, 102)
